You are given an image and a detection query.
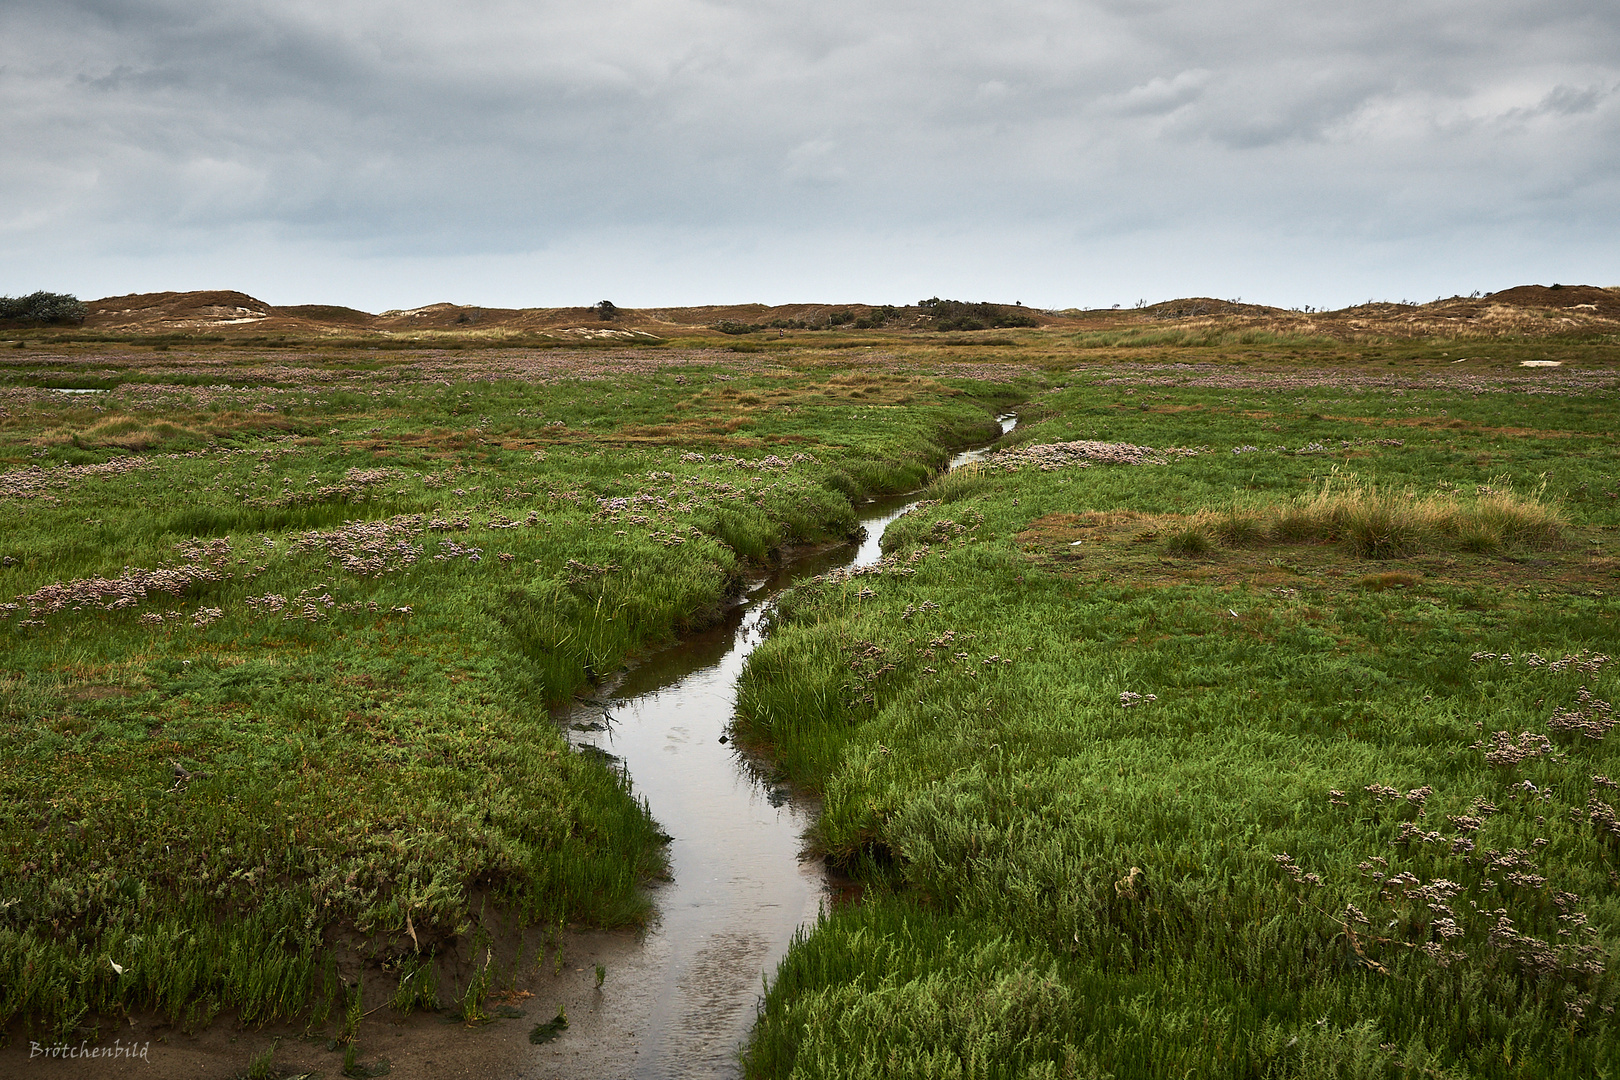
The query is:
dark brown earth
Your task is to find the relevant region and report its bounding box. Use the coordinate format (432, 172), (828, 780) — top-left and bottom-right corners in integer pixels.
(0, 925), (675, 1080)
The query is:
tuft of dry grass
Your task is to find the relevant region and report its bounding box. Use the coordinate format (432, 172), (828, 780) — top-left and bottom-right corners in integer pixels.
(1290, 477), (1562, 557)
(1161, 479), (1563, 559)
(1212, 509), (1267, 546)
(42, 415), (212, 451)
(1162, 516), (1217, 557)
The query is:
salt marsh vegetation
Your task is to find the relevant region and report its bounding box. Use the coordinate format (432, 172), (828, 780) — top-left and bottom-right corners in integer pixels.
(739, 364), (1619, 1079)
(1, 324), (1616, 1078)
(0, 343), (1009, 1052)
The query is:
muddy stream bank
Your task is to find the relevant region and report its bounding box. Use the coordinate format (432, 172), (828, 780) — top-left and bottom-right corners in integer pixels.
(0, 418), (1014, 1080)
(540, 414), (1017, 1079)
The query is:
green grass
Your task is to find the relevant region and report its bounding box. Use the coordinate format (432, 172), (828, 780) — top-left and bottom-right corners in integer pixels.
(0, 347), (1020, 1037)
(738, 366), (1620, 1078)
(6, 331), (1618, 1072)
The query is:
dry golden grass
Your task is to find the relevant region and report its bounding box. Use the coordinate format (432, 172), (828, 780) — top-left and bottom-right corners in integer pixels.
(40, 415), (210, 451)
(1279, 477), (1563, 556)
(1154, 479), (1562, 560)
(1153, 482), (1555, 563)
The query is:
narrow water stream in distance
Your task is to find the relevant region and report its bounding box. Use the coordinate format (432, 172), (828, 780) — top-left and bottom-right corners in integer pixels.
(553, 415), (1016, 1078)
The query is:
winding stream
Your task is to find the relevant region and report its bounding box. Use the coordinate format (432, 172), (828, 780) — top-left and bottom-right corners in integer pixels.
(554, 416), (1015, 1078)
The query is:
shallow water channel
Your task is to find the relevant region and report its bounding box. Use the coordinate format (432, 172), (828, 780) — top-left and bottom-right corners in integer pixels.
(552, 416), (1015, 1077)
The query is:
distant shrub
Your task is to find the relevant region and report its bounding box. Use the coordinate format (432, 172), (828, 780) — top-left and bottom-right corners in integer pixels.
(279, 305), (372, 324)
(712, 320), (758, 336)
(0, 291), (87, 325)
(595, 300), (618, 321)
(917, 297), (1036, 332)
(755, 306), (903, 332)
(852, 305), (900, 330)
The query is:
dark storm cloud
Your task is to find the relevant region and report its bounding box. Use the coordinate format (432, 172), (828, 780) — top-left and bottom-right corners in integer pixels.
(1, 0), (1616, 305)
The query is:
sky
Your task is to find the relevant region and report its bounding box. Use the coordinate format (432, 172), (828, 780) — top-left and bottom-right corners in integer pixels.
(2, 0), (1616, 311)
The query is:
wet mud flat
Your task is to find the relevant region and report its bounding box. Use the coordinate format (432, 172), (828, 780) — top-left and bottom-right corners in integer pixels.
(0, 927), (640, 1080)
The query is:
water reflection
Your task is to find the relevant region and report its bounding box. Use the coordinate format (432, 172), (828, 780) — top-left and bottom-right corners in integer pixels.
(555, 414), (1014, 1077)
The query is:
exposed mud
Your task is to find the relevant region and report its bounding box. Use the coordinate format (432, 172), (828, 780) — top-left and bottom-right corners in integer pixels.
(0, 929), (652, 1080)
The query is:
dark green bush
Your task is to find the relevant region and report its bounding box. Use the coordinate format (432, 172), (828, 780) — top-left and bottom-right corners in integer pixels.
(916, 297), (1036, 332)
(0, 291), (87, 325)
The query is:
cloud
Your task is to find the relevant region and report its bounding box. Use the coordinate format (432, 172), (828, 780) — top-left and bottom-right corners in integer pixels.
(783, 139), (848, 185)
(1107, 70), (1210, 117)
(0, 0), (1617, 306)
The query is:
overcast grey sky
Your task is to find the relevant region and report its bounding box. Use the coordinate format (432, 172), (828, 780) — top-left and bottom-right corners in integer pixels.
(2, 0), (1615, 310)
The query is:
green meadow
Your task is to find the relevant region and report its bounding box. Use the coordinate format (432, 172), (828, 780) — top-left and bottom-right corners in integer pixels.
(739, 361), (1620, 1078)
(0, 345), (1003, 1038)
(1, 330), (1617, 1080)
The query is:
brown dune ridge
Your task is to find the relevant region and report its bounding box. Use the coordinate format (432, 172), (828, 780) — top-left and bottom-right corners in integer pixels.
(56, 284), (1620, 339)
